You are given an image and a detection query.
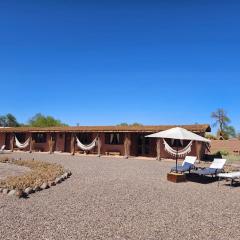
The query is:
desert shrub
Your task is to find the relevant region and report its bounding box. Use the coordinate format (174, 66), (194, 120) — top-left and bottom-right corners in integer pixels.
(215, 150), (229, 156)
(205, 134), (217, 140)
(0, 159), (65, 190)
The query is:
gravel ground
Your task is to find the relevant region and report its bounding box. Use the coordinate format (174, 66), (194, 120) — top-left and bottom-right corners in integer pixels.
(0, 163), (30, 180)
(0, 152), (240, 240)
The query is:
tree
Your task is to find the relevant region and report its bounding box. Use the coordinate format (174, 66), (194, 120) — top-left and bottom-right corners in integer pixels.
(28, 113), (68, 127)
(221, 126), (236, 139)
(0, 115), (7, 127)
(211, 109), (230, 139)
(117, 122), (143, 126)
(117, 123), (129, 126)
(0, 113), (20, 127)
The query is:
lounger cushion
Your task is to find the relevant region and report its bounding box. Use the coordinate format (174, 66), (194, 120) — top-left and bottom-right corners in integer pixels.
(171, 162), (193, 172)
(195, 168), (219, 175)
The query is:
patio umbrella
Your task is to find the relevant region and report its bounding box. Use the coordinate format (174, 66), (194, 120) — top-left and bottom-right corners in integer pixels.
(146, 127), (210, 173)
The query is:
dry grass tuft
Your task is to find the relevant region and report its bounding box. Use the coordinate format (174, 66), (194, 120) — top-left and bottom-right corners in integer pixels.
(0, 157), (65, 190)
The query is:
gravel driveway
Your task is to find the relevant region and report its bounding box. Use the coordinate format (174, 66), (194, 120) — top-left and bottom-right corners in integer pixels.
(0, 152), (240, 240)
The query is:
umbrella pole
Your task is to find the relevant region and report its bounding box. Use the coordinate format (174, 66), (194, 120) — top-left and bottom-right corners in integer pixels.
(176, 146), (178, 173)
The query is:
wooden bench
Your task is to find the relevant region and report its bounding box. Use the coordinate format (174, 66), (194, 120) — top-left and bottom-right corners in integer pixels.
(105, 151), (121, 156)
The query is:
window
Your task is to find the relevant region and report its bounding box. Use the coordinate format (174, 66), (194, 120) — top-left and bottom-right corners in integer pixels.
(77, 133), (92, 144)
(105, 133), (123, 145)
(15, 133), (26, 142)
(33, 133), (47, 143)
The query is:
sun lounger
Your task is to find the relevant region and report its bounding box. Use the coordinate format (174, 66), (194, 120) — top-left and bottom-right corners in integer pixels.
(218, 172), (240, 186)
(0, 145), (5, 154)
(195, 158), (226, 177)
(171, 156), (197, 173)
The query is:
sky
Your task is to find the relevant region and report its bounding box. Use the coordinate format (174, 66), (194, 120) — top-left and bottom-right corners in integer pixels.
(0, 0), (239, 132)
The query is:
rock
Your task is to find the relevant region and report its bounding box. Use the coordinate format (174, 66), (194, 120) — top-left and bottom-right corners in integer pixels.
(40, 182), (49, 190)
(15, 189), (24, 198)
(55, 177), (61, 184)
(0, 188), (3, 193)
(8, 190), (16, 196)
(33, 186), (41, 192)
(48, 181), (56, 186)
(67, 171), (72, 177)
(24, 187), (33, 194)
(2, 189), (9, 194)
(63, 173), (68, 179)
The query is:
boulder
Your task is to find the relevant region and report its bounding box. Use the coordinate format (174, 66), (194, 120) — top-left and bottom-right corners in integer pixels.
(8, 190), (16, 196)
(15, 189), (24, 198)
(24, 187), (33, 194)
(33, 186), (41, 192)
(55, 177), (61, 184)
(63, 173), (68, 179)
(48, 181), (56, 186)
(2, 189), (9, 194)
(40, 182), (49, 190)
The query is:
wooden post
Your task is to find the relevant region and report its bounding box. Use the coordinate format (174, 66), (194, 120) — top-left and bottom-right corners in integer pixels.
(49, 134), (53, 154)
(29, 133), (32, 153)
(195, 141), (201, 162)
(97, 135), (101, 157)
(10, 134), (14, 152)
(71, 133), (75, 155)
(156, 139), (161, 161)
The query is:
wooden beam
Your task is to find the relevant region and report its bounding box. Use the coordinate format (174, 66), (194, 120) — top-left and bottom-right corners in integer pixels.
(10, 134), (14, 152)
(156, 139), (161, 161)
(124, 133), (131, 158)
(71, 133), (75, 155)
(29, 133), (32, 153)
(97, 135), (101, 157)
(49, 134), (53, 154)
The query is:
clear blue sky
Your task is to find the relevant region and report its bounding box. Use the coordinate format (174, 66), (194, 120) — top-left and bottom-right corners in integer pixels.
(0, 0), (239, 132)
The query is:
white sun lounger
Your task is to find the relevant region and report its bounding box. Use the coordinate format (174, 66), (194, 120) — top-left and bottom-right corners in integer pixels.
(218, 172), (240, 186)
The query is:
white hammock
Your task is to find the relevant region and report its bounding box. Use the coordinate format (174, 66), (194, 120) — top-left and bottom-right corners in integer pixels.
(76, 137), (97, 151)
(163, 139), (193, 157)
(15, 136), (30, 149)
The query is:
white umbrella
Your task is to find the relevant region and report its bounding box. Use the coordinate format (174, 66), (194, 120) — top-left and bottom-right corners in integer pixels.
(146, 127), (210, 172)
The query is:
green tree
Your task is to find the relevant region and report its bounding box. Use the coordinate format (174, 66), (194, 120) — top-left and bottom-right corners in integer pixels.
(211, 109), (230, 139)
(221, 126), (236, 139)
(117, 122), (143, 126)
(28, 113), (68, 127)
(117, 123), (129, 126)
(131, 122), (143, 126)
(0, 113), (20, 127)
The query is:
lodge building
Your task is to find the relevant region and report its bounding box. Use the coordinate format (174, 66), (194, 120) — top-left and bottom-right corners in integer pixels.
(0, 124), (211, 160)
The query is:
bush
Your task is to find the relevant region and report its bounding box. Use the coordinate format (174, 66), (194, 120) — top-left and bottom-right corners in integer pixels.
(215, 150), (229, 156)
(205, 134), (217, 140)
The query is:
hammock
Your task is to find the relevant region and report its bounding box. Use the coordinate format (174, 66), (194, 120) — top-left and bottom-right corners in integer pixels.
(163, 139), (193, 157)
(15, 136), (30, 149)
(76, 137), (98, 151)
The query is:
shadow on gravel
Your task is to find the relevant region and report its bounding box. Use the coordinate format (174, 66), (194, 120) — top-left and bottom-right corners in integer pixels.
(186, 173), (219, 184)
(221, 181), (240, 188)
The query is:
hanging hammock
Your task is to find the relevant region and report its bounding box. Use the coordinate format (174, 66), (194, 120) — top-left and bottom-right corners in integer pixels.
(163, 139), (193, 157)
(76, 137), (98, 151)
(15, 136), (30, 149)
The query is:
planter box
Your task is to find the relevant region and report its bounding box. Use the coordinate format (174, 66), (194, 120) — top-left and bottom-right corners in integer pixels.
(167, 172), (186, 183)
